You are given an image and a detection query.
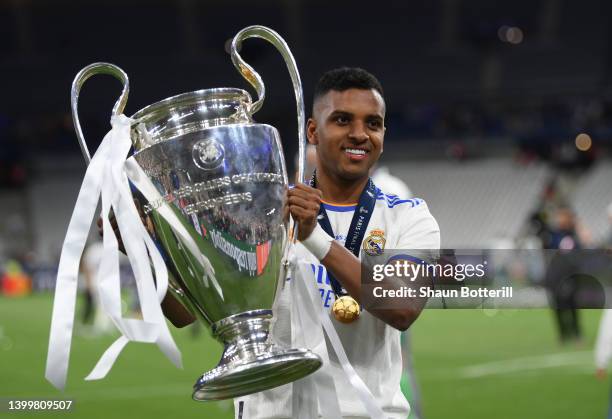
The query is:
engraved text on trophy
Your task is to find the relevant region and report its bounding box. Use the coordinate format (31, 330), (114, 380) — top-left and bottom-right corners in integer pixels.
(143, 172), (284, 215)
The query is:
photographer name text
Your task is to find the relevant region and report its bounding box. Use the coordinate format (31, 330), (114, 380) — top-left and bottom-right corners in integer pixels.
(372, 286), (513, 299)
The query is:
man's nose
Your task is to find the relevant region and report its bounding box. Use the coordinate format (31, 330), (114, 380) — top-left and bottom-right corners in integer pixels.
(348, 122), (369, 142)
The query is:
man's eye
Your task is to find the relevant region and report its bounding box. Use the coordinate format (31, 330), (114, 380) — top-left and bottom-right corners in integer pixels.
(335, 116), (349, 124)
(368, 120), (382, 129)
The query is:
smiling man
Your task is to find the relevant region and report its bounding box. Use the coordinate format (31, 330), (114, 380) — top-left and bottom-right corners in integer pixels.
(235, 68), (440, 418)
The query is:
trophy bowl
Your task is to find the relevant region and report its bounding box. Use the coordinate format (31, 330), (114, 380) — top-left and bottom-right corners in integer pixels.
(69, 26), (322, 401)
(131, 87), (320, 400)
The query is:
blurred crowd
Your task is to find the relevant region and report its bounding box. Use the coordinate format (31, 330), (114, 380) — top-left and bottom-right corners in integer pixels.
(205, 206), (272, 244)
(2, 96), (612, 189)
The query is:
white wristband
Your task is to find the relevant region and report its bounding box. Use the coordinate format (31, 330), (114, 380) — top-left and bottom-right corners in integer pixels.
(301, 224), (334, 260)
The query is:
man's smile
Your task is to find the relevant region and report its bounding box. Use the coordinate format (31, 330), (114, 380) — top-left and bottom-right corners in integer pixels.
(343, 146), (370, 161)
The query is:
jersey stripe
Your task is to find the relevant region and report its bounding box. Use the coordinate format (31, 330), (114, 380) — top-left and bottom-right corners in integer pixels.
(375, 187), (425, 208)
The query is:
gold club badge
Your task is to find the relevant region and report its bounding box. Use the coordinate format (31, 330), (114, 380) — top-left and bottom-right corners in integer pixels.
(363, 229), (386, 256)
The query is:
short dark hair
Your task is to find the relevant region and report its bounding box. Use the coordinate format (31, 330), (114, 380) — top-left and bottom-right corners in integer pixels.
(313, 67), (384, 103)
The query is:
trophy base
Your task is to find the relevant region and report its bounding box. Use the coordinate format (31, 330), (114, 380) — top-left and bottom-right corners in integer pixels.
(192, 346), (321, 401)
(192, 310), (322, 401)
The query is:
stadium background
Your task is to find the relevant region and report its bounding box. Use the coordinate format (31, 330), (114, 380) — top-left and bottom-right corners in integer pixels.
(1, 0), (612, 418)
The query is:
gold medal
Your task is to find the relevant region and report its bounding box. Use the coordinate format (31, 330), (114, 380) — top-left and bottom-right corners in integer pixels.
(331, 295), (360, 323)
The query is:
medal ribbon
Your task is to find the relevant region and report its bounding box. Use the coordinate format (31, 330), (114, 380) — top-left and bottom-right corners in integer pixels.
(288, 258), (386, 418)
(311, 173), (377, 297)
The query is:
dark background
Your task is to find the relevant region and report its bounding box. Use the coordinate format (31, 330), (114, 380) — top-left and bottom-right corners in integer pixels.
(2, 0), (612, 184)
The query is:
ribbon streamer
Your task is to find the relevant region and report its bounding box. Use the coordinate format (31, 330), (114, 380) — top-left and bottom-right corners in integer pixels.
(123, 157), (221, 299)
(45, 115), (181, 390)
(290, 254), (386, 419)
(290, 252), (342, 419)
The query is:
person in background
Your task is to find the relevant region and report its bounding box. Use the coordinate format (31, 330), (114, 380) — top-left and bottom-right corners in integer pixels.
(595, 203), (612, 418)
(595, 310), (612, 419)
(544, 206), (584, 343)
(604, 202), (612, 250)
(0, 259), (31, 297)
(371, 166), (412, 201)
(79, 240), (113, 335)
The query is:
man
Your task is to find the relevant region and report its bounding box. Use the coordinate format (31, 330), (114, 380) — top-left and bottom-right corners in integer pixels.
(545, 206), (583, 343)
(299, 144), (423, 419)
(236, 67), (440, 418)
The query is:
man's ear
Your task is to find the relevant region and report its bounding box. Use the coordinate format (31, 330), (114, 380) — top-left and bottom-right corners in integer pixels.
(307, 118), (318, 145)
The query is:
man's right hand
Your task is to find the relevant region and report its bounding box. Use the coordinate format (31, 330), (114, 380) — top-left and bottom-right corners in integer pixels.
(287, 183), (323, 241)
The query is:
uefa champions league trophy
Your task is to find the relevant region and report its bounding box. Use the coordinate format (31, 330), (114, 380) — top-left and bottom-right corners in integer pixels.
(70, 26), (321, 400)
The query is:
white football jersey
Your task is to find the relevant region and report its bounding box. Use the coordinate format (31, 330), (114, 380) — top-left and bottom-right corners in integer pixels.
(235, 187), (440, 419)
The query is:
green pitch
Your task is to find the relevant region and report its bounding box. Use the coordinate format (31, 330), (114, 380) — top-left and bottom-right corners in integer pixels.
(413, 309), (606, 419)
(0, 294), (607, 418)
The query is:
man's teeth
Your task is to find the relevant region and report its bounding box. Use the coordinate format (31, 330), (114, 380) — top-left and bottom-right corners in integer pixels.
(346, 148), (366, 155)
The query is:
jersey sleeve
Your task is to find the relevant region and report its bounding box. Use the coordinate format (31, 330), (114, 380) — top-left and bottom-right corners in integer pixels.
(394, 201), (440, 263)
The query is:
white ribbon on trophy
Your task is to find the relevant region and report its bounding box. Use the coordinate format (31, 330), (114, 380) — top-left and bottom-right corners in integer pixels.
(45, 115), (181, 390)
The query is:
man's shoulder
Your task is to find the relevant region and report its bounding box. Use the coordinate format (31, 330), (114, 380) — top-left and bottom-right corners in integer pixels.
(374, 187), (430, 216)
(373, 187), (440, 248)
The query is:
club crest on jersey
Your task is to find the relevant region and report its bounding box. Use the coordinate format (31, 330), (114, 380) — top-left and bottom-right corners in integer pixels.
(363, 229), (386, 256)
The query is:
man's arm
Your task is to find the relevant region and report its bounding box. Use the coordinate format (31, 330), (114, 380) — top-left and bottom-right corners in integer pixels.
(321, 243), (426, 331)
(160, 287), (197, 328)
(288, 183), (427, 331)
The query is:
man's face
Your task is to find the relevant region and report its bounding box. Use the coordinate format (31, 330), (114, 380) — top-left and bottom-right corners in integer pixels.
(307, 88), (385, 181)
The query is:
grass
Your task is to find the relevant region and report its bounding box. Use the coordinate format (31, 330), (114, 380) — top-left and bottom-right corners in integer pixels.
(0, 293), (230, 419)
(0, 294), (607, 418)
(412, 309), (606, 419)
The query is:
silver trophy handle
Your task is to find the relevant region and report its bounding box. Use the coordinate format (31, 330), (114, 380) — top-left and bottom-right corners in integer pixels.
(230, 26), (306, 184)
(71, 62), (130, 164)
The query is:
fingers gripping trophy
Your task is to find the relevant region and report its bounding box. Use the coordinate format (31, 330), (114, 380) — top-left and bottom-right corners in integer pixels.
(46, 26), (321, 401)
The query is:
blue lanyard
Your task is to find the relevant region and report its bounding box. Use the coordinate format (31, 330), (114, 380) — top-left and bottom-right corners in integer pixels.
(310, 172), (377, 296)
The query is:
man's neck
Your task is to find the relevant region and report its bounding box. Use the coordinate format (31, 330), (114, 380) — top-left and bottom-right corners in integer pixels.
(316, 168), (369, 204)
